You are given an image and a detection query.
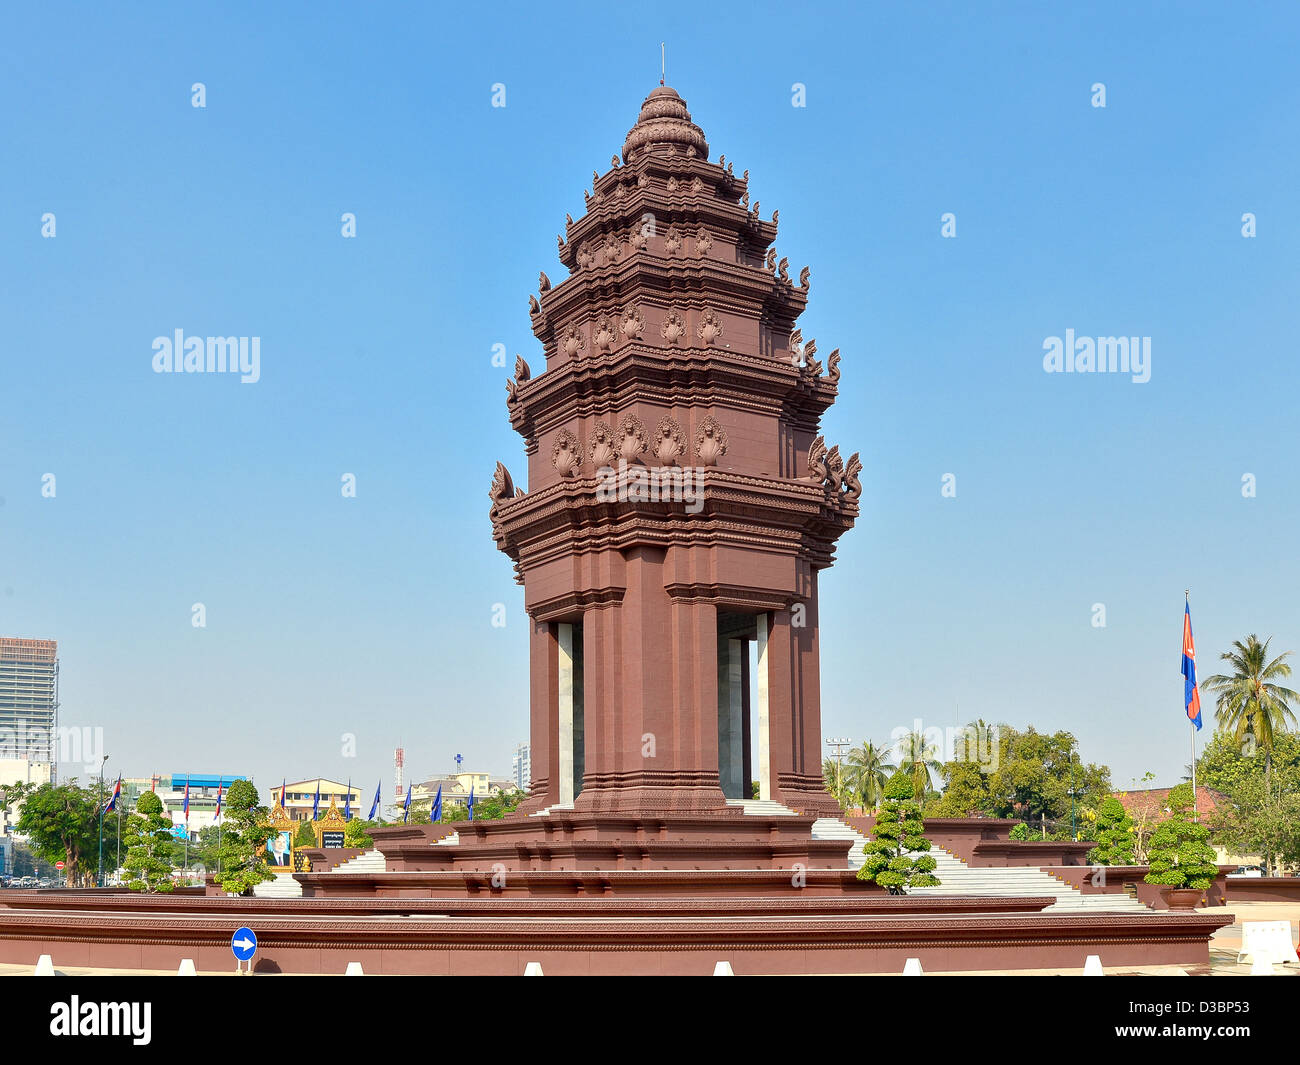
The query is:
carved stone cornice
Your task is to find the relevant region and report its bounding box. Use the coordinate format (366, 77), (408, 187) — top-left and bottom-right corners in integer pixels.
(536, 252), (803, 348)
(507, 343), (836, 445)
(491, 470), (857, 581)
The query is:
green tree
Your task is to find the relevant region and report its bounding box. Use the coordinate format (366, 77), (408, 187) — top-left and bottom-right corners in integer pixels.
(1144, 783), (1218, 891)
(343, 817), (376, 848)
(294, 818), (317, 849)
(1210, 773), (1300, 874)
(1198, 729), (1300, 796)
(857, 771), (940, 893)
(895, 731), (942, 802)
(987, 726), (1110, 825)
(1200, 635), (1299, 795)
(929, 758), (992, 817)
(1087, 797), (1136, 865)
(822, 757), (846, 808)
(190, 824), (223, 875)
(845, 742), (894, 810)
(212, 781), (277, 896)
(122, 791), (176, 893)
(12, 780), (104, 886)
(928, 725), (1111, 827)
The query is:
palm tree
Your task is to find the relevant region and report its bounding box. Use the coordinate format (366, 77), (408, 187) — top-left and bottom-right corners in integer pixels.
(895, 731), (942, 802)
(1201, 634), (1299, 795)
(822, 756), (852, 810)
(845, 743), (894, 811)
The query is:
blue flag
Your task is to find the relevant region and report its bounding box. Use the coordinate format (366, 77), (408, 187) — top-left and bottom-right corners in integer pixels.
(344, 779), (352, 821)
(313, 781), (320, 819)
(368, 781), (381, 820)
(1182, 601), (1203, 731)
(467, 785), (474, 822)
(104, 775), (121, 813)
(431, 784), (442, 823)
(402, 785), (412, 824)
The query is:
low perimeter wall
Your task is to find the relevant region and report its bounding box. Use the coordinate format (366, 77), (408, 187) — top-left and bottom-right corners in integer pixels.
(1215, 877), (1300, 904)
(846, 816), (1093, 867)
(0, 892), (1232, 975)
(1045, 866), (1233, 909)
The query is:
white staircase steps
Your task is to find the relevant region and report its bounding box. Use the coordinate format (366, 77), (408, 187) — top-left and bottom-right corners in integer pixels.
(330, 848), (388, 873)
(253, 874), (304, 897)
(732, 798), (1148, 912)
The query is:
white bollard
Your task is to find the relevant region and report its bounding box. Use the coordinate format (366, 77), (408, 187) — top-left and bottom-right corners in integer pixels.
(902, 958), (923, 976)
(523, 961), (544, 976)
(713, 961), (734, 976)
(1083, 955), (1104, 975)
(1251, 957), (1274, 976)
(345, 962), (364, 976)
(34, 954), (54, 976)
(177, 959), (197, 976)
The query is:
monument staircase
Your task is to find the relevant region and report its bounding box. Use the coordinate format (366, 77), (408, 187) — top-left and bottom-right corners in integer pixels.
(309, 799), (1140, 913)
(253, 875), (304, 898)
(725, 798), (1149, 912)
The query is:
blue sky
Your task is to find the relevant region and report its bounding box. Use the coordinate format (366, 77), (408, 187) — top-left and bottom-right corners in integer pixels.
(2, 2), (1298, 801)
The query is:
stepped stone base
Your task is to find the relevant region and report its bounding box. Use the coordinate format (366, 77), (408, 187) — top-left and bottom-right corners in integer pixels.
(0, 892), (1233, 975)
(363, 807), (855, 876)
(0, 811), (1236, 974)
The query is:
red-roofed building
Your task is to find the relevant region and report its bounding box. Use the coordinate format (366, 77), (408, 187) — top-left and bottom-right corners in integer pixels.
(1114, 785), (1227, 822)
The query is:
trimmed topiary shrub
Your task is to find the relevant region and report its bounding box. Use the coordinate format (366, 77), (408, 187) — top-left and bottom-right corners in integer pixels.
(857, 770), (940, 893)
(1087, 797), (1136, 865)
(1143, 782), (1218, 890)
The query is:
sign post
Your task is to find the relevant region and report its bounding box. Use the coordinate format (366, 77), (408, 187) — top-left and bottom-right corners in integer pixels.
(231, 926), (257, 975)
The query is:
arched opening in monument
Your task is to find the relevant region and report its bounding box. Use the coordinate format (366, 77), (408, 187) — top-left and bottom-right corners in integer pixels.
(557, 620), (584, 802)
(717, 612), (762, 800)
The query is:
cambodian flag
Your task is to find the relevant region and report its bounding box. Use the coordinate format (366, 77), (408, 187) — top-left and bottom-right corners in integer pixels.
(214, 778), (223, 823)
(183, 776), (191, 822)
(367, 781), (381, 820)
(105, 775), (121, 813)
(312, 781), (320, 819)
(1182, 601), (1202, 730)
(344, 780), (351, 822)
(467, 785), (474, 822)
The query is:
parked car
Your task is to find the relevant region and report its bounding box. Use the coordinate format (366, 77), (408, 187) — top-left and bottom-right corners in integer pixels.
(1229, 865), (1264, 877)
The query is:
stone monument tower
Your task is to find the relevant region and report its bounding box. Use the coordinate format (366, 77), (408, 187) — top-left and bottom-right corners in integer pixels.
(491, 85), (860, 821)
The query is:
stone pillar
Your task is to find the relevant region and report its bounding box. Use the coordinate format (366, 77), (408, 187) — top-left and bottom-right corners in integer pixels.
(716, 638), (744, 799)
(580, 601), (618, 799)
(518, 618), (560, 814)
(574, 546), (725, 813)
(741, 639), (752, 795)
(557, 622), (573, 804)
(756, 613), (771, 801)
(763, 584), (840, 817)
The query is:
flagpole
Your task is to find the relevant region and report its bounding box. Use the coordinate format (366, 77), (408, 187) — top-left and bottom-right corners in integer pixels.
(1187, 590), (1199, 823)
(217, 778), (224, 875)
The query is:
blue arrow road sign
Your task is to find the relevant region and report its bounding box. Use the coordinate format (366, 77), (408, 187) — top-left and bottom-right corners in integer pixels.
(231, 927), (257, 961)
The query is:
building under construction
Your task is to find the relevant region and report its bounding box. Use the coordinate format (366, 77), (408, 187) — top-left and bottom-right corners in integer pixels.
(0, 638), (60, 774)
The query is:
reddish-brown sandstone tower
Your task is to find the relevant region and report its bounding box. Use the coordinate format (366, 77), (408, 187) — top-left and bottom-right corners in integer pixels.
(492, 86), (860, 820)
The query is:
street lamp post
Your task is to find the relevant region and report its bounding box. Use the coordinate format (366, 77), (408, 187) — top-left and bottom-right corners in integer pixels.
(96, 755), (109, 888)
(826, 737), (851, 809)
(1069, 743), (1078, 842)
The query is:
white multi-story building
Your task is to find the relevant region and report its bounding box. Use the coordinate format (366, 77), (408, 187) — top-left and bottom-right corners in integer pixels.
(512, 743), (531, 792)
